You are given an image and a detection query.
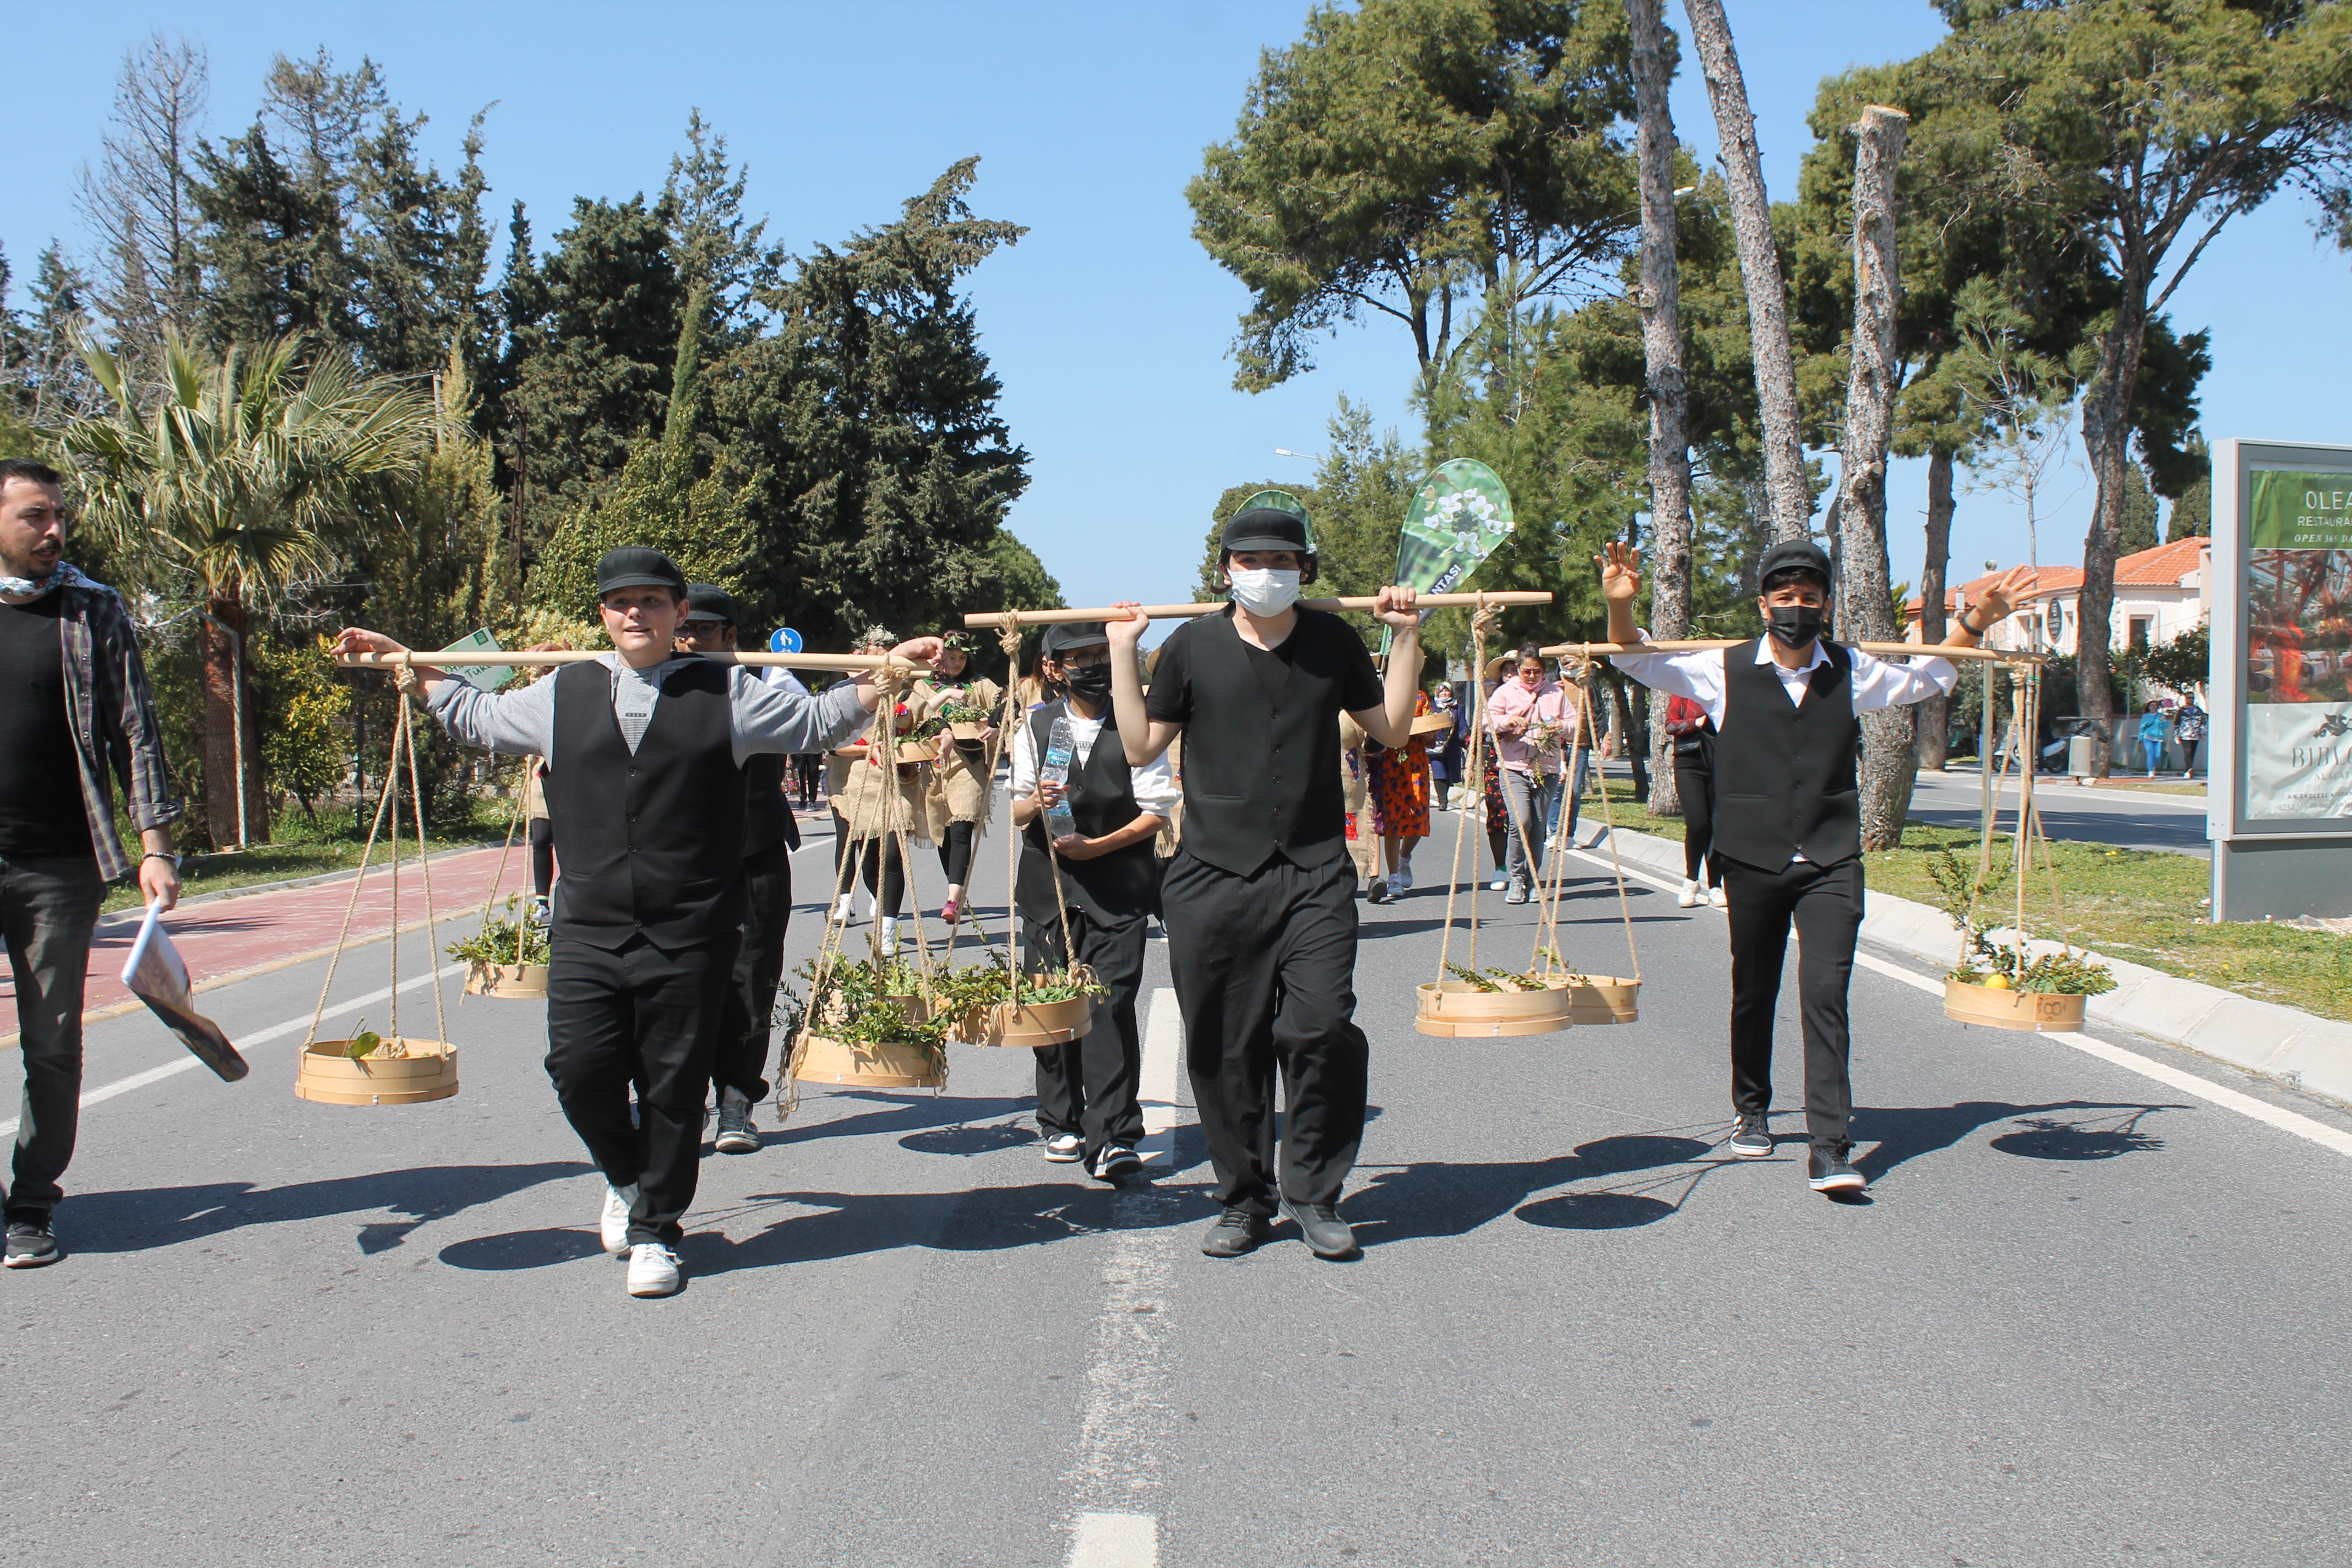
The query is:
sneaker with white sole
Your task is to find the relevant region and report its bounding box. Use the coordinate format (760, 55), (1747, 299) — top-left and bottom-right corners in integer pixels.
(600, 1184), (638, 1255)
(626, 1242), (682, 1297)
(829, 894), (854, 923)
(1728, 1114), (1772, 1158)
(714, 1087), (760, 1155)
(1807, 1147), (1867, 1194)
(1392, 863), (1414, 891)
(1042, 1133), (1084, 1163)
(1504, 882), (1530, 905)
(1489, 876), (1509, 891)
(1678, 878), (1703, 908)
(1709, 885), (1728, 909)
(878, 916), (901, 951)
(4, 1214), (61, 1268)
(1091, 1145), (1143, 1180)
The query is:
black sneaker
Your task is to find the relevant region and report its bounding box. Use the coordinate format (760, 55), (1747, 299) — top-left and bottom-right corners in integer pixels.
(1201, 1208), (1269, 1258)
(1280, 1199), (1360, 1259)
(1807, 1147), (1866, 1194)
(1728, 1115), (1772, 1158)
(1091, 1145), (1144, 1181)
(1365, 878), (1390, 905)
(4, 1215), (60, 1268)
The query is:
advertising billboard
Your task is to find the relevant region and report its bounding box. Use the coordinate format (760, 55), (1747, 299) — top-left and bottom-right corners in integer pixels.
(2211, 442), (2352, 919)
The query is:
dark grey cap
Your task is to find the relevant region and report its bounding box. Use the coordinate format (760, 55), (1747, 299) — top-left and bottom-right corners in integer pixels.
(595, 547), (687, 597)
(683, 582), (739, 624)
(1041, 621), (1110, 656)
(1756, 539), (1833, 589)
(1220, 507), (1313, 555)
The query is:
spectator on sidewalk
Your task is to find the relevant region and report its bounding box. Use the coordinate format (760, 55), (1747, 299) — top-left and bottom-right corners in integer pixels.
(2173, 699), (2207, 777)
(2136, 703), (2175, 779)
(0, 459), (183, 1269)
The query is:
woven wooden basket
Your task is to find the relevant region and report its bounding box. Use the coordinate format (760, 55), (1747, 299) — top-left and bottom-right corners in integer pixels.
(1414, 981), (1575, 1038)
(297, 1038), (460, 1106)
(1560, 976), (1641, 1026)
(1943, 978), (2085, 1033)
(465, 961), (547, 999)
(791, 1032), (944, 1090)
(974, 995), (1095, 1048)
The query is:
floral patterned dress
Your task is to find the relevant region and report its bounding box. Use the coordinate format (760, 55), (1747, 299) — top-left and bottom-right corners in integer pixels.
(1363, 691), (1434, 841)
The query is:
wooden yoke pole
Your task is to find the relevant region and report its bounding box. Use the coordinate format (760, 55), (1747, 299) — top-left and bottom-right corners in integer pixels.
(962, 590), (1554, 629)
(335, 649), (928, 674)
(1538, 637), (2048, 665)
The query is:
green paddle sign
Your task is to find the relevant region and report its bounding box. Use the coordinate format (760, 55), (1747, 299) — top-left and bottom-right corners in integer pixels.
(1396, 459), (1515, 597)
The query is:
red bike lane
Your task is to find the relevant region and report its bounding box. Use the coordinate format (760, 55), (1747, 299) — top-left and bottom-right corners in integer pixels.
(0, 846), (525, 1046)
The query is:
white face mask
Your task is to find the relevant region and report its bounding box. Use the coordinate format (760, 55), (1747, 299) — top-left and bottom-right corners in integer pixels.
(1229, 567), (1302, 617)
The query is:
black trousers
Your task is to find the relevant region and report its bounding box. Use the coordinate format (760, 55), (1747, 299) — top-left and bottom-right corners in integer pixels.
(0, 854), (104, 1218)
(938, 819), (977, 886)
(1024, 903), (1148, 1164)
(793, 753), (821, 805)
(545, 929), (739, 1245)
(1163, 848), (1368, 1216)
(829, 812), (907, 915)
(528, 816), (555, 897)
(714, 841), (792, 1103)
(1719, 854), (1865, 1152)
(1673, 745), (1716, 884)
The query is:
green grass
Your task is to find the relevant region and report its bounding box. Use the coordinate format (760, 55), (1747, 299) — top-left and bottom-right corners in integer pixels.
(102, 799), (513, 915)
(1580, 781), (2351, 1023)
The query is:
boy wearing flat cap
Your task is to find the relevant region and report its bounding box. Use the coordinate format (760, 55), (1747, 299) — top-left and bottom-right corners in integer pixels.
(1107, 508), (1424, 1260)
(1599, 539), (2032, 1195)
(337, 550), (939, 1297)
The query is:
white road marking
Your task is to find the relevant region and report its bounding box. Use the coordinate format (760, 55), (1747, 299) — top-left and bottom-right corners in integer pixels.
(0, 963), (464, 1140)
(1067, 1511), (1159, 1568)
(1136, 987), (1181, 1166)
(1065, 989), (1185, 1538)
(1851, 950), (2352, 1159)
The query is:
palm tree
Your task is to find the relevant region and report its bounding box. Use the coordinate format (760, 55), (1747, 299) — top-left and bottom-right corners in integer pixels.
(66, 335), (433, 847)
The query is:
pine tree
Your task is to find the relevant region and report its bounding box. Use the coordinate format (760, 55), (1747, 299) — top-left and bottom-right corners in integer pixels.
(2117, 462), (2160, 558)
(2168, 434), (2211, 540)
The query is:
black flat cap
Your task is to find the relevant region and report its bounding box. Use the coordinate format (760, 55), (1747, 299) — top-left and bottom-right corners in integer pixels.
(683, 582), (739, 624)
(1756, 539), (1833, 589)
(1041, 621), (1110, 656)
(596, 547), (687, 597)
(1221, 507), (1313, 555)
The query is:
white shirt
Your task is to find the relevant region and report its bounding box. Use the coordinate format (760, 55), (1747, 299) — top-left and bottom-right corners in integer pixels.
(1608, 631), (1956, 728)
(761, 665), (814, 703)
(1010, 705), (1180, 818)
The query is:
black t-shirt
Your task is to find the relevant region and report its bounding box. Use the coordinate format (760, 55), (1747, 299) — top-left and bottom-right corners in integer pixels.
(1146, 609), (1384, 726)
(0, 594), (96, 859)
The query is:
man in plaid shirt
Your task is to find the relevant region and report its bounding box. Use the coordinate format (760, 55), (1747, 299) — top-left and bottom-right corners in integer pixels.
(0, 459), (183, 1268)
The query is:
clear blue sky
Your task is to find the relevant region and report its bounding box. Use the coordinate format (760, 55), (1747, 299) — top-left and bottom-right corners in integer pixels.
(10, 1), (2349, 627)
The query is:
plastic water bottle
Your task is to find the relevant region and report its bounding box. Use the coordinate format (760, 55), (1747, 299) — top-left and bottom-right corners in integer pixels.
(1041, 716), (1079, 840)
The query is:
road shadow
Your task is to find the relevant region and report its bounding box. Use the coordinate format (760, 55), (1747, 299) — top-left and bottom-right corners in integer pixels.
(68, 1160), (588, 1255)
(673, 1176), (1221, 1277)
(1347, 1132), (1716, 1246)
(900, 1119), (1039, 1156)
(1853, 1099), (2187, 1183)
(763, 1092), (1033, 1150)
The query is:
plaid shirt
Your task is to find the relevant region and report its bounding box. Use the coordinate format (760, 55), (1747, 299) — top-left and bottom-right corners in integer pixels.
(35, 578), (183, 880)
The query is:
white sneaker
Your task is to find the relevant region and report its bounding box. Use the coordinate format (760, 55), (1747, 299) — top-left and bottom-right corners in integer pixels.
(1678, 879), (1703, 908)
(829, 894), (853, 923)
(1042, 1133), (1084, 1163)
(1392, 863), (1414, 891)
(600, 1184), (637, 1256)
(625, 1242), (682, 1297)
(878, 917), (901, 951)
(1709, 885), (1728, 909)
(1488, 877), (1509, 892)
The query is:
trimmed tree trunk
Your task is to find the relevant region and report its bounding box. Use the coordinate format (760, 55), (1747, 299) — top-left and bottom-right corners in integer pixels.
(199, 594), (268, 848)
(1628, 0), (1690, 820)
(2078, 288), (2150, 780)
(1683, 0), (1810, 545)
(1836, 104), (1913, 852)
(1917, 445), (1956, 771)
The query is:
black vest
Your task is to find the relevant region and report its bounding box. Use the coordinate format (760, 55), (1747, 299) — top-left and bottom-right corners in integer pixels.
(545, 658), (748, 949)
(1016, 701), (1159, 924)
(1172, 608), (1356, 875)
(742, 752), (797, 856)
(1710, 638), (1861, 870)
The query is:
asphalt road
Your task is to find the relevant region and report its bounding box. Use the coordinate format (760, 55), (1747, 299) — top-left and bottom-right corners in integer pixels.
(1906, 768), (2212, 857)
(7, 803), (2348, 1567)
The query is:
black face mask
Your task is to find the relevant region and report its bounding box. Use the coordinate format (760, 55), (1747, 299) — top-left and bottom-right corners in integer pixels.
(1766, 603), (1826, 649)
(1064, 663), (1114, 705)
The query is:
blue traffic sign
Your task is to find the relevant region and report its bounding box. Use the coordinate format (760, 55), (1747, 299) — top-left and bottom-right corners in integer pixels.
(768, 628), (804, 654)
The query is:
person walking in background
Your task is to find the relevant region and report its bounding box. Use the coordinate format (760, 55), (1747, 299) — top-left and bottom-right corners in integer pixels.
(1429, 684), (1464, 809)
(1664, 693), (1723, 910)
(525, 759), (555, 925)
(2136, 702), (2174, 779)
(913, 631), (1001, 927)
(1364, 660), (1435, 902)
(1486, 643), (1572, 905)
(792, 749), (821, 809)
(0, 460), (183, 1270)
(676, 584), (801, 1157)
(2173, 698), (2207, 777)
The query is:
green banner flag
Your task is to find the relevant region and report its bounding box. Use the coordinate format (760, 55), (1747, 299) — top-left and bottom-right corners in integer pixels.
(1395, 459), (1515, 595)
(2249, 469), (2352, 548)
